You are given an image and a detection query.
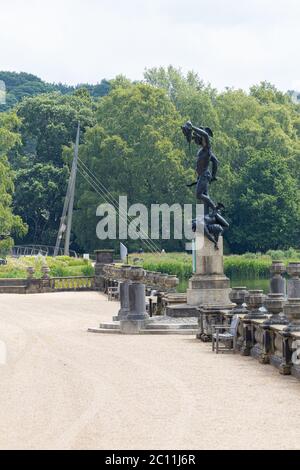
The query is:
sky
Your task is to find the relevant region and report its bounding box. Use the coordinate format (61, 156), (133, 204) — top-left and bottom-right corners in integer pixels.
(0, 0), (299, 91)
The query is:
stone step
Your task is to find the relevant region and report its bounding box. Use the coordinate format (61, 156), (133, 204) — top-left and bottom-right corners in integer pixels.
(145, 323), (197, 330)
(139, 328), (197, 335)
(88, 327), (121, 335)
(166, 303), (199, 318)
(0, 285), (27, 294)
(99, 322), (120, 330)
(88, 326), (197, 335)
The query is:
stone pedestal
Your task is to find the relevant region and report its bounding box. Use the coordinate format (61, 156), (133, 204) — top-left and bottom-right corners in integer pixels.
(95, 249), (114, 291)
(187, 236), (231, 307)
(190, 235), (233, 341)
(120, 281), (149, 334)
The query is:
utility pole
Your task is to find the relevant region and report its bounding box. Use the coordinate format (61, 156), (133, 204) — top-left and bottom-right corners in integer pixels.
(54, 123), (80, 257)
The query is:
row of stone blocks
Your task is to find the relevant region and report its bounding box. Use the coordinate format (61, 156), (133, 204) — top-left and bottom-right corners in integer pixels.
(201, 286), (300, 380)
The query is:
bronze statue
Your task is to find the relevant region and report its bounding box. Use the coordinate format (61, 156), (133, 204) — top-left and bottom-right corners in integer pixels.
(182, 121), (229, 248)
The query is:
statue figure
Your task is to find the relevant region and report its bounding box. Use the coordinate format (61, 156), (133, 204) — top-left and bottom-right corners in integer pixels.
(192, 204), (229, 250)
(182, 121), (218, 213)
(182, 121), (229, 249)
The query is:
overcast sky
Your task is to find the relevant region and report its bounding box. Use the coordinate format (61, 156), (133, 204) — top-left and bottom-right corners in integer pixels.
(0, 0), (299, 91)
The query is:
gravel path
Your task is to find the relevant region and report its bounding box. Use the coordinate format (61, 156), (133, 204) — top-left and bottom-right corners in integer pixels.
(0, 291), (300, 450)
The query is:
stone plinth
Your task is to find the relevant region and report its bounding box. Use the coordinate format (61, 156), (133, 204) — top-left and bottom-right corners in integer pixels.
(95, 249), (114, 291)
(187, 236), (231, 308)
(270, 260), (286, 295)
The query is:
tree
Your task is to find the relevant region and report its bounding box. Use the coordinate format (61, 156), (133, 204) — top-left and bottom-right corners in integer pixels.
(10, 90), (97, 246)
(229, 150), (300, 253)
(0, 112), (27, 254)
(70, 82), (193, 253)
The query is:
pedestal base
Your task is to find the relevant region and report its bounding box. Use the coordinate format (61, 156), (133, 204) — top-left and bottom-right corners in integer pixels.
(187, 274), (231, 307)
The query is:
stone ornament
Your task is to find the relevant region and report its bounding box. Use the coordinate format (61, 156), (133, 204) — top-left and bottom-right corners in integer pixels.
(229, 287), (248, 314)
(102, 264), (179, 290)
(263, 293), (288, 325)
(244, 290), (267, 319)
(27, 267), (35, 279)
(283, 298), (300, 332)
(41, 264), (50, 280)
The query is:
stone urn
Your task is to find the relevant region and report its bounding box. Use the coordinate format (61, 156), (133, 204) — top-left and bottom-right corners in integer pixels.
(164, 275), (179, 291)
(230, 287), (248, 314)
(158, 274), (169, 290)
(104, 264), (114, 280)
(263, 293), (288, 325)
(148, 271), (156, 286)
(27, 266), (35, 280)
(283, 298), (300, 332)
(287, 262), (300, 278)
(168, 275), (179, 289)
(153, 272), (162, 286)
(271, 261), (286, 276)
(270, 260), (286, 295)
(244, 290), (267, 319)
(41, 264), (50, 280)
(129, 266), (145, 283)
(121, 265), (132, 281)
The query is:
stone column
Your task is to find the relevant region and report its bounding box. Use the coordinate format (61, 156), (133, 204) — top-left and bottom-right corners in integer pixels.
(120, 267), (149, 334)
(287, 263), (300, 298)
(270, 260), (286, 295)
(117, 281), (131, 318)
(95, 249), (114, 291)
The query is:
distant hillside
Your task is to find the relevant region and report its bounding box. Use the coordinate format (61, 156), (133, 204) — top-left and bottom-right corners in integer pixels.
(0, 71), (111, 111)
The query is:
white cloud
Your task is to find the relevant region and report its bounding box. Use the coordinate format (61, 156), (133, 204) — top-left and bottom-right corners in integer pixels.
(0, 0), (299, 91)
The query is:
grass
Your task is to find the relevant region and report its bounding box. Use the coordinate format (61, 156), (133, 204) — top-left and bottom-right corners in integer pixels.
(0, 256), (94, 279)
(129, 249), (300, 280)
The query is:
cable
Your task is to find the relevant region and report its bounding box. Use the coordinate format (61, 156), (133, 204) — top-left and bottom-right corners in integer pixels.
(77, 158), (161, 254)
(77, 164), (161, 255)
(77, 163), (162, 254)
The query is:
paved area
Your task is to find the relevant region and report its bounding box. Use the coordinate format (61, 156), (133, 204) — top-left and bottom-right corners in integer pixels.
(0, 292), (300, 450)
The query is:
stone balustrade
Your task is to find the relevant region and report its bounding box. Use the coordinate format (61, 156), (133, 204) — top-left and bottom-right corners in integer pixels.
(103, 263), (179, 291)
(219, 293), (300, 381)
(49, 276), (95, 291)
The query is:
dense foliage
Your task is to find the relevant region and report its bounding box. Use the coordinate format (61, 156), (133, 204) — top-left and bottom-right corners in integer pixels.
(0, 71), (110, 111)
(0, 68), (300, 255)
(0, 112), (27, 255)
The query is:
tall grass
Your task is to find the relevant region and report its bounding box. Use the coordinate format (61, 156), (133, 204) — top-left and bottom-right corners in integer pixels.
(130, 249), (300, 280)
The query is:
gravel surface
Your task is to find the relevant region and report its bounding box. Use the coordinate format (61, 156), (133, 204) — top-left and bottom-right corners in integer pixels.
(0, 291), (300, 450)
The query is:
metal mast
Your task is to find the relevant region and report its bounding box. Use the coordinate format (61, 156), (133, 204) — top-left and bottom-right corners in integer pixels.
(54, 123), (80, 257)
